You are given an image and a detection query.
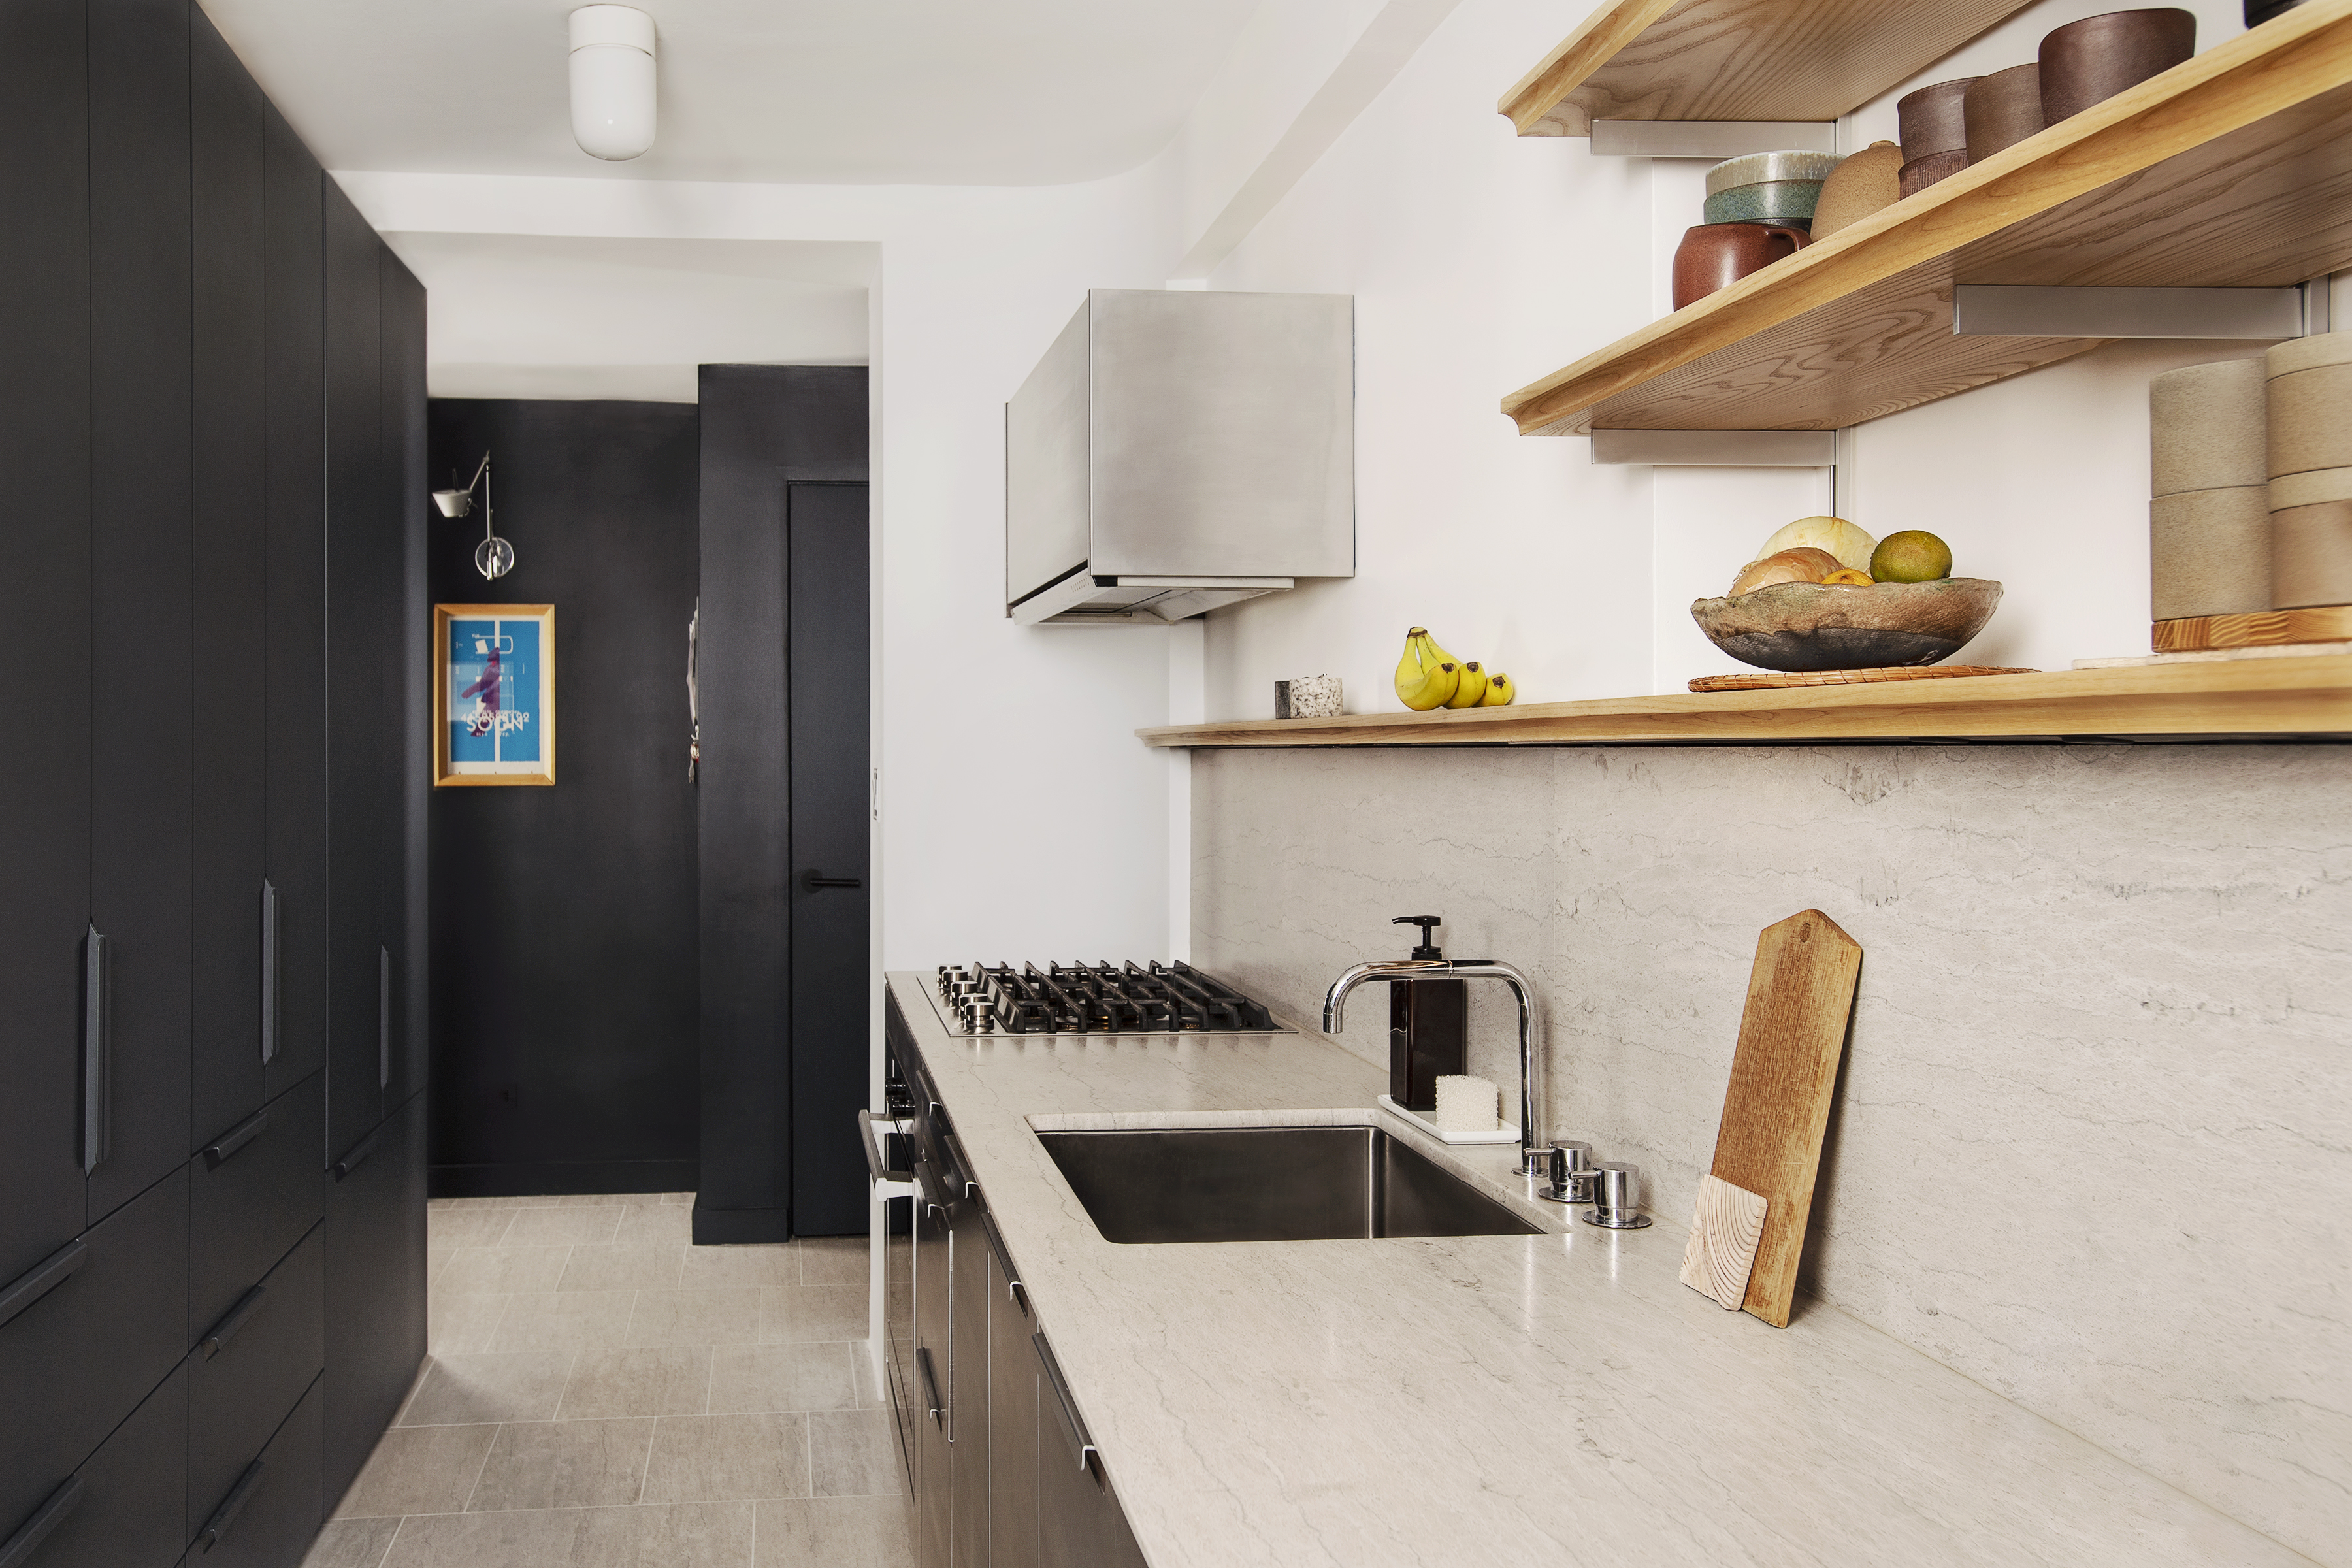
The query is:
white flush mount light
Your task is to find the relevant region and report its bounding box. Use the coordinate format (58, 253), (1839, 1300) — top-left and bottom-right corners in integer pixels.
(569, 5), (656, 161)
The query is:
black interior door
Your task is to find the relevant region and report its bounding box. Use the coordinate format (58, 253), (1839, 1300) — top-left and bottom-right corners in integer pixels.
(786, 480), (871, 1237)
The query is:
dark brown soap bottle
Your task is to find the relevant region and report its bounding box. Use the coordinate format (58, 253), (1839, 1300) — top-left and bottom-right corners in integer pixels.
(1388, 916), (1465, 1112)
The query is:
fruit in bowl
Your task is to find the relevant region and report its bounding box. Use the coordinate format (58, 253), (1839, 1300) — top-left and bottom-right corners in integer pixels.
(1693, 522), (1999, 672)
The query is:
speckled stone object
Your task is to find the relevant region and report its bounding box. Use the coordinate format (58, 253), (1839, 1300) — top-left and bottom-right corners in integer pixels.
(1284, 673), (1341, 719)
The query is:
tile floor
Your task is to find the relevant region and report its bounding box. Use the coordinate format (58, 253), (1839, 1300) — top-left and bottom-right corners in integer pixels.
(303, 1192), (913, 1568)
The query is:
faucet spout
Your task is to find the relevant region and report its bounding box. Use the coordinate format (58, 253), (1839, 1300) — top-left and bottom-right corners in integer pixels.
(1322, 956), (1545, 1176)
(1321, 958), (1446, 1034)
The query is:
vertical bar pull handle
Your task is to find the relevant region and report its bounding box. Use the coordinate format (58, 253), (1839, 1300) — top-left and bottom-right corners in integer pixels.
(259, 879), (280, 1066)
(377, 946), (391, 1090)
(0, 1477), (84, 1567)
(81, 926), (109, 1175)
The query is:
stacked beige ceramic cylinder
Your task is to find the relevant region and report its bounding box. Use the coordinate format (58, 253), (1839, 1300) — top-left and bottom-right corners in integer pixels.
(2265, 332), (2352, 610)
(2148, 358), (2268, 620)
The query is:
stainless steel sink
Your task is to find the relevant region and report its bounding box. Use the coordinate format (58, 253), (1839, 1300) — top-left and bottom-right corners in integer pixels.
(1036, 1124), (1544, 1244)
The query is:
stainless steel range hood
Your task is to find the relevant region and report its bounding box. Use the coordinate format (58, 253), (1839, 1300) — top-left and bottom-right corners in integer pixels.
(1005, 289), (1355, 625)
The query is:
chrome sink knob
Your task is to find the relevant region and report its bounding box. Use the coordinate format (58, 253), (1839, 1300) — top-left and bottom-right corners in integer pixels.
(1582, 1161), (1652, 1230)
(1537, 1141), (1597, 1205)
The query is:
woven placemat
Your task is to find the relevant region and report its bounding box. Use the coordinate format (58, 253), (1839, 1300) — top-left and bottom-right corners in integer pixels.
(1689, 665), (2038, 693)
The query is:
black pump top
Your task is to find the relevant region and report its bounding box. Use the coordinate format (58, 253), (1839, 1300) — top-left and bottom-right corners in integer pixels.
(1392, 915), (1444, 960)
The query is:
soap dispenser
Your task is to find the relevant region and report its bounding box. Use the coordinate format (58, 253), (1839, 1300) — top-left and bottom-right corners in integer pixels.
(1388, 915), (1465, 1113)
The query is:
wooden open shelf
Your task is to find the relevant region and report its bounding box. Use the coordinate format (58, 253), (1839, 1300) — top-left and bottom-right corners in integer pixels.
(1502, 1), (2352, 435)
(1501, 0), (2037, 137)
(1135, 655), (2352, 747)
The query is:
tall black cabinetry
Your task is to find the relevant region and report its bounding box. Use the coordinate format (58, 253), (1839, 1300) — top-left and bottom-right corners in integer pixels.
(0, 5), (427, 1565)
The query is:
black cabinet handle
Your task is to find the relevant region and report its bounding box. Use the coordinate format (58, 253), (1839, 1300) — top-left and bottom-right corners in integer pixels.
(0, 1241), (87, 1331)
(333, 1130), (380, 1181)
(80, 926), (109, 1175)
(1035, 1333), (1102, 1478)
(0, 1477), (83, 1567)
(801, 870), (862, 890)
(980, 1210), (1027, 1317)
(378, 947), (391, 1090)
(195, 1459), (263, 1553)
(915, 1346), (944, 1428)
(203, 1110), (269, 1169)
(259, 880), (280, 1067)
(193, 1285), (266, 1362)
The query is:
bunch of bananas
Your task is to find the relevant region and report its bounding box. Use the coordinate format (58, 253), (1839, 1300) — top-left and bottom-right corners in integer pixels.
(1394, 627), (1515, 711)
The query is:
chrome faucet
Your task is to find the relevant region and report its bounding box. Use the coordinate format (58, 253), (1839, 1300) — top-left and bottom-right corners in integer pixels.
(1324, 956), (1544, 1177)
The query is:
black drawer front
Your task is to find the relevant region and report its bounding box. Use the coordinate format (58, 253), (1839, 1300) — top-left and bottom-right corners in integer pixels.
(322, 1092), (425, 1513)
(3, 1364), (188, 1568)
(0, 1166), (188, 1537)
(192, 1373), (322, 1568)
(188, 1222), (323, 1541)
(189, 1071), (323, 1339)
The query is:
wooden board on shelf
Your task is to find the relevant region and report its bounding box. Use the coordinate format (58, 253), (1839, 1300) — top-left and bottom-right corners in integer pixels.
(1501, 0), (2038, 137)
(2153, 605), (2352, 651)
(1502, 2), (2352, 435)
(1134, 655), (2352, 747)
(1688, 664), (2036, 691)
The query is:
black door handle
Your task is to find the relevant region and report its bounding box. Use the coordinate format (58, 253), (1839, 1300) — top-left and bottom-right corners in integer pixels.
(333, 1130), (380, 1181)
(0, 1477), (83, 1567)
(193, 1286), (267, 1362)
(0, 1240), (86, 1330)
(203, 1109), (269, 1169)
(195, 1459), (263, 1553)
(259, 879), (279, 1067)
(802, 870), (862, 891)
(82, 926), (109, 1175)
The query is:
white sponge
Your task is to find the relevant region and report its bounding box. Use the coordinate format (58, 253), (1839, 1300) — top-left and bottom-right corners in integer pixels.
(1432, 1075), (1500, 1133)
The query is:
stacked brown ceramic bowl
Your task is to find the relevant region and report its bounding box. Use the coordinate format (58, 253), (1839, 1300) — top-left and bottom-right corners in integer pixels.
(2149, 359), (2270, 620)
(2039, 8), (2196, 123)
(1895, 78), (1974, 195)
(2265, 333), (2352, 610)
(1963, 64), (2043, 163)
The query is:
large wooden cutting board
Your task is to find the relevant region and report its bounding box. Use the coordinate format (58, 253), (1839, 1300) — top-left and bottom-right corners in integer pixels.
(1708, 909), (1861, 1327)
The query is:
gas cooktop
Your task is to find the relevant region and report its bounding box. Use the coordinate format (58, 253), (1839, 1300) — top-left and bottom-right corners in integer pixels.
(924, 961), (1289, 1037)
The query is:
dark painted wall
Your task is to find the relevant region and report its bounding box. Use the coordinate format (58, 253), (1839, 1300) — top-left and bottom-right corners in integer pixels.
(426, 399), (701, 1196)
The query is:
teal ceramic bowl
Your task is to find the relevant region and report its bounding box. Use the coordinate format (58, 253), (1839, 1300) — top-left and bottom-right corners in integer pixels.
(1703, 180), (1823, 226)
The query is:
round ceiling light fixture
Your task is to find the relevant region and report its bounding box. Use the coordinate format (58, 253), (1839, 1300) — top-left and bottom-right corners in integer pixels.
(569, 5), (656, 161)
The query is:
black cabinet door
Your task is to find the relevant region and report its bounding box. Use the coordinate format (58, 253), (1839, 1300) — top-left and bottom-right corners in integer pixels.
(988, 1239), (1039, 1568)
(322, 180), (386, 1161)
(261, 103), (326, 1113)
(949, 1193), (990, 1561)
(189, 1223), (324, 1544)
(1035, 1334), (1147, 1568)
(0, 0), (93, 1290)
(194, 1374), (323, 1568)
(191, 1), (272, 1149)
(322, 1092), (426, 1514)
(381, 250), (431, 1113)
(86, 0), (196, 1227)
(787, 480), (872, 1237)
(190, 1071), (326, 1341)
(20, 1364), (189, 1568)
(911, 1158), (952, 1568)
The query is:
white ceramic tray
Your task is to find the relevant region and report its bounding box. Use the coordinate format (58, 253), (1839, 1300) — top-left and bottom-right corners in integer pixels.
(1376, 1095), (1518, 1145)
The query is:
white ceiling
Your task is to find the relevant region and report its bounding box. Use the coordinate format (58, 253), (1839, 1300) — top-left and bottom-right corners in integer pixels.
(387, 233), (873, 402)
(204, 0), (1263, 184)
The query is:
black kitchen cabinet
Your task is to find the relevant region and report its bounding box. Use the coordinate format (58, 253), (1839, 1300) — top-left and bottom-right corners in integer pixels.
(911, 1148), (954, 1568)
(323, 1091), (427, 1512)
(987, 1232), (1039, 1567)
(195, 1375), (324, 1568)
(189, 1072), (327, 1341)
(189, 1224), (324, 1546)
(20, 1365), (189, 1568)
(1036, 1335), (1147, 1568)
(0, 0), (94, 1295)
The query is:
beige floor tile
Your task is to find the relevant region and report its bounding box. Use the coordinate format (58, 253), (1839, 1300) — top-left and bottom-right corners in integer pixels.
(432, 1196), (527, 1212)
(468, 1418), (656, 1512)
(429, 1208), (517, 1248)
(570, 1191), (675, 1208)
(796, 1237), (867, 1288)
(757, 1286), (866, 1345)
(557, 1347), (713, 1420)
(300, 1516), (403, 1568)
(626, 1289), (760, 1348)
(561, 1243), (686, 1292)
(617, 1205), (695, 1245)
(429, 1293), (510, 1356)
(708, 1343), (853, 1414)
(335, 1423), (500, 1518)
(399, 1352), (576, 1426)
(490, 1291), (638, 1353)
(808, 1410), (902, 1498)
(442, 1245), (575, 1296)
(378, 1509), (581, 1568)
(569, 1501), (755, 1567)
(677, 1245), (796, 1291)
(427, 1248), (453, 1287)
(849, 1343), (889, 1411)
(659, 1192), (696, 1207)
(752, 1497), (914, 1567)
(506, 1207), (627, 1245)
(641, 1414), (810, 1503)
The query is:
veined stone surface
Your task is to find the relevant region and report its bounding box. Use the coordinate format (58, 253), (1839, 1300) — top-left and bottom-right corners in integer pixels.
(1190, 743), (2351, 1563)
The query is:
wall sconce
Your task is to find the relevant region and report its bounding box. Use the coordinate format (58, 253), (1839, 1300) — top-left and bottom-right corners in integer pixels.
(433, 453), (515, 580)
(570, 6), (657, 161)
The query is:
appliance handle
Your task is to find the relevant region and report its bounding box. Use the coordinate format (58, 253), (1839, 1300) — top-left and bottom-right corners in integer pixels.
(259, 879), (279, 1066)
(195, 1459), (263, 1553)
(194, 1285), (267, 1362)
(0, 1478), (83, 1568)
(203, 1109), (269, 1169)
(0, 1240), (88, 1331)
(801, 870), (862, 890)
(915, 1346), (944, 1427)
(858, 1110), (913, 1198)
(1034, 1333), (1102, 1479)
(81, 926), (109, 1174)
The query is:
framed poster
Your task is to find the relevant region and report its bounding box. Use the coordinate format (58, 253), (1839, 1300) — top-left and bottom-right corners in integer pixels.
(434, 604), (556, 787)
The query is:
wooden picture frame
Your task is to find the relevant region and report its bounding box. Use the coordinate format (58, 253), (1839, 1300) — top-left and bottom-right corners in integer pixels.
(434, 604), (556, 787)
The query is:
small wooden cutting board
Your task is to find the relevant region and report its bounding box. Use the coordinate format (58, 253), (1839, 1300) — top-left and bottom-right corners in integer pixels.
(1708, 909), (1862, 1327)
(1680, 1174), (1767, 1311)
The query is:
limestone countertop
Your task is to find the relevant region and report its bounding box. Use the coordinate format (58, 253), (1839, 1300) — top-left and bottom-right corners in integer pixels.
(883, 972), (2305, 1567)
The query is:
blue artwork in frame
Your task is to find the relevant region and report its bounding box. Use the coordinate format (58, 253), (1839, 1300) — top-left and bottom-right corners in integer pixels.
(434, 604), (556, 786)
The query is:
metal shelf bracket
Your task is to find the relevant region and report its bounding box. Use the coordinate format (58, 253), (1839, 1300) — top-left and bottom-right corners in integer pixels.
(1951, 284), (2315, 339)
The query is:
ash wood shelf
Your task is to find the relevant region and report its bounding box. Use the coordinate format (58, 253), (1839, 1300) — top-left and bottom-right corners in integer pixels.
(1502, 2), (2352, 436)
(1135, 655), (2352, 747)
(1501, 0), (2037, 137)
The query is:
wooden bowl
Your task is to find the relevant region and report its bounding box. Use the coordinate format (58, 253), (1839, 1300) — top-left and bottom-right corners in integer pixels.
(1690, 578), (2004, 672)
(2038, 8), (2195, 124)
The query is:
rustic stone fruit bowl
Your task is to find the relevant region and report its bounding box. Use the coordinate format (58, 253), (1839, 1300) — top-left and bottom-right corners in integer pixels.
(1690, 578), (2003, 672)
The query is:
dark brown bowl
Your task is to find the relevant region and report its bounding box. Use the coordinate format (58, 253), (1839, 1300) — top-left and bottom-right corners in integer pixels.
(1898, 149), (1968, 197)
(2039, 8), (2195, 124)
(1965, 64), (2043, 162)
(1897, 78), (1978, 161)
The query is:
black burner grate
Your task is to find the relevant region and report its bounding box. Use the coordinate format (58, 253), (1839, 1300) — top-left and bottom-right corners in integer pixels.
(932, 960), (1277, 1036)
